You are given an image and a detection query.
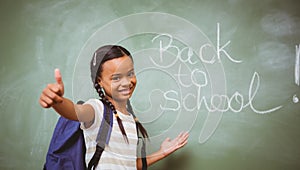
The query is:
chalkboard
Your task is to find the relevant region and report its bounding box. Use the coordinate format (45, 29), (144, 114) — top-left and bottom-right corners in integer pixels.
(1, 0), (300, 169)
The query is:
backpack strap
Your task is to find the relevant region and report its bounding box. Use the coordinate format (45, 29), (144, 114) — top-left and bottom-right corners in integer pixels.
(87, 103), (113, 170)
(131, 112), (148, 170)
(95, 103), (113, 146)
(138, 127), (147, 170)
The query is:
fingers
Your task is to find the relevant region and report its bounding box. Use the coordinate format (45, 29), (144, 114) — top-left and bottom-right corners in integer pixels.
(39, 69), (65, 108)
(174, 131), (189, 142)
(39, 83), (64, 108)
(173, 131), (189, 148)
(160, 132), (189, 157)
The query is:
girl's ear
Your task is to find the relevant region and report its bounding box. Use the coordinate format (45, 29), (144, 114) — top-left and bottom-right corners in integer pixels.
(97, 77), (103, 87)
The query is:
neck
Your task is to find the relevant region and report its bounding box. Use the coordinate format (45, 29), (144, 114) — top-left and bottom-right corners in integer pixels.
(106, 96), (129, 115)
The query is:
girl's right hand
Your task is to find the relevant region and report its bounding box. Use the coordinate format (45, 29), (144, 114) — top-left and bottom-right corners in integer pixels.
(39, 68), (65, 108)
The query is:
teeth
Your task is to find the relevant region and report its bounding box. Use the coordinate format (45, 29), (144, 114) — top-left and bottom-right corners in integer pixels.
(120, 89), (130, 93)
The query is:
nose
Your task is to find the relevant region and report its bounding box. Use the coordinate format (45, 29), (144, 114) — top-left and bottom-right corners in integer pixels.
(120, 77), (131, 87)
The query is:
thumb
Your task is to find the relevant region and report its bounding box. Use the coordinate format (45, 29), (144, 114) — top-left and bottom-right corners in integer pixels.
(54, 68), (64, 96)
(54, 68), (63, 85)
(163, 137), (171, 143)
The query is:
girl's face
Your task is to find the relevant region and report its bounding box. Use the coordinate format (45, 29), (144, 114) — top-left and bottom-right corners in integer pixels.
(98, 55), (136, 102)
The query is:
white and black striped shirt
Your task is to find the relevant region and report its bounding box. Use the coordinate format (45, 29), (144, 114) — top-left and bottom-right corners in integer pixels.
(81, 99), (138, 170)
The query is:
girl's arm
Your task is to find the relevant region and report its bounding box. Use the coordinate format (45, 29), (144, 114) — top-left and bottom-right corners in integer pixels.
(136, 132), (189, 170)
(39, 69), (94, 123)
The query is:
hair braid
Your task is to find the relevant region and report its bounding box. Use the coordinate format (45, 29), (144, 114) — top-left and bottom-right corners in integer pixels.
(95, 83), (129, 143)
(87, 145), (104, 170)
(127, 100), (148, 138)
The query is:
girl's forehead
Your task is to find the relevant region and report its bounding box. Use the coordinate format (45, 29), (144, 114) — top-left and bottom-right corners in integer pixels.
(102, 55), (134, 73)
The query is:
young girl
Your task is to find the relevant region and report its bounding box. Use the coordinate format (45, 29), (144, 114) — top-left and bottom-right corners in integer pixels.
(39, 45), (189, 170)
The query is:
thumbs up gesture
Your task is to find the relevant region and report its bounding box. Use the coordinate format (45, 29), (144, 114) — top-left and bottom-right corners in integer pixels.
(39, 69), (65, 108)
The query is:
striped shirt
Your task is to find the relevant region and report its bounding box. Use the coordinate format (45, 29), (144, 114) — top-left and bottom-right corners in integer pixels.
(81, 99), (138, 170)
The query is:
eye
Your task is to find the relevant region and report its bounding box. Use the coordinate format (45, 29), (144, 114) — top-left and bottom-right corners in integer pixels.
(112, 76), (120, 81)
(128, 71), (135, 77)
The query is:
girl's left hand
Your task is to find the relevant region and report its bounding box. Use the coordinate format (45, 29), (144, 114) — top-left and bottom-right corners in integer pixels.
(160, 131), (189, 157)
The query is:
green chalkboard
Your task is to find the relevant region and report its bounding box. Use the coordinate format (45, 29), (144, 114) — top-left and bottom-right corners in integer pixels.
(1, 0), (300, 169)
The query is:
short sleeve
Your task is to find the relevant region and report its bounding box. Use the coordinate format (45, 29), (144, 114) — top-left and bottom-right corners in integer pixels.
(80, 99), (104, 131)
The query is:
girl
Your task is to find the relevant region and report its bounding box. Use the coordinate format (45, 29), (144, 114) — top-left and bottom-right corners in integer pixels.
(39, 45), (189, 170)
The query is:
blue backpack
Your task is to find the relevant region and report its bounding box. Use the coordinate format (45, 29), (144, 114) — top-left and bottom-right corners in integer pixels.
(43, 116), (87, 170)
(43, 101), (147, 170)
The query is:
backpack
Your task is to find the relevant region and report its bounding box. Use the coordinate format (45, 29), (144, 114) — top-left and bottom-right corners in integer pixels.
(43, 116), (87, 170)
(43, 101), (147, 170)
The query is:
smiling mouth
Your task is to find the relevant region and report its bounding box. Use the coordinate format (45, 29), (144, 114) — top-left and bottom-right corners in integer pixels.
(119, 88), (131, 95)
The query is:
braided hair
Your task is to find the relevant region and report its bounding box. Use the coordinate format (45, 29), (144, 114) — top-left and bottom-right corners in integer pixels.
(88, 45), (148, 170)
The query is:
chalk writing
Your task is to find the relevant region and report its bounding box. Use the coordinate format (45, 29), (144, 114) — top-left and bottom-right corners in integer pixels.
(293, 44), (300, 103)
(295, 44), (300, 86)
(216, 23), (242, 64)
(160, 67), (282, 114)
(151, 30), (282, 114)
(293, 94), (299, 103)
(151, 23), (242, 66)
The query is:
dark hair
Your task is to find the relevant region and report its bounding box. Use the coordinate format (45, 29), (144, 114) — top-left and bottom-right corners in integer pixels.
(88, 45), (148, 170)
(90, 45), (132, 84)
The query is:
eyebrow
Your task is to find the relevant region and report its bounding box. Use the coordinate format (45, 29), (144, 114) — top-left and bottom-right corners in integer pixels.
(111, 69), (134, 77)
